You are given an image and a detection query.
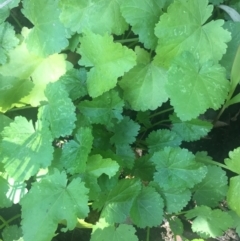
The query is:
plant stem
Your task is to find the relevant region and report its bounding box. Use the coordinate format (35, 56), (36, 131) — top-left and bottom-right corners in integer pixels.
(116, 38), (139, 43)
(198, 158), (234, 172)
(0, 214), (21, 229)
(146, 227), (150, 241)
(149, 108), (174, 119)
(10, 11), (23, 29)
(6, 105), (35, 112)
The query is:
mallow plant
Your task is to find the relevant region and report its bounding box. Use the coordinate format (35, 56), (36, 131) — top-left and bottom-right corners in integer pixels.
(1, 0), (240, 240)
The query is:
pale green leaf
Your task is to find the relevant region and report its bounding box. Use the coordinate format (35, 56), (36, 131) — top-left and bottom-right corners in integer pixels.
(110, 116), (140, 145)
(22, 0), (68, 56)
(59, 127), (93, 174)
(151, 147), (207, 191)
(119, 61), (168, 111)
(0, 28), (68, 106)
(21, 170), (89, 241)
(0, 116), (53, 181)
(193, 165), (228, 207)
(0, 75), (33, 112)
(91, 224), (138, 241)
(0, 22), (19, 64)
(100, 179), (141, 223)
(130, 186), (164, 228)
(40, 81), (76, 138)
(86, 154), (119, 178)
(59, 0), (128, 35)
(78, 90), (124, 127)
(0, 0), (20, 23)
(170, 114), (213, 141)
(227, 176), (240, 216)
(78, 31), (136, 97)
(154, 0), (231, 66)
(185, 206), (234, 238)
(2, 225), (22, 241)
(166, 51), (229, 121)
(0, 113), (11, 138)
(120, 0), (163, 49)
(0, 176), (11, 207)
(225, 147), (240, 174)
(146, 129), (182, 153)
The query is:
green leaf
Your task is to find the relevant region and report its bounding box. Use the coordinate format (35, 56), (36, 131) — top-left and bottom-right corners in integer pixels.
(100, 179), (141, 223)
(228, 210), (240, 237)
(193, 165), (228, 207)
(220, 22), (240, 78)
(21, 170), (89, 241)
(59, 68), (88, 101)
(0, 113), (11, 139)
(110, 116), (140, 146)
(185, 206), (234, 238)
(91, 224), (138, 241)
(22, 0), (68, 56)
(78, 90), (124, 127)
(154, 0), (231, 66)
(0, 0), (20, 23)
(130, 186), (164, 228)
(59, 0), (128, 35)
(166, 51), (229, 121)
(0, 22), (19, 64)
(230, 45), (240, 96)
(224, 147), (240, 174)
(169, 217), (184, 236)
(59, 127), (93, 174)
(209, 0), (223, 5)
(119, 61), (168, 111)
(227, 175), (240, 216)
(86, 154), (119, 178)
(78, 31), (136, 97)
(2, 225), (22, 241)
(0, 176), (11, 207)
(0, 75), (33, 112)
(151, 147), (207, 191)
(120, 0), (163, 49)
(170, 114), (213, 141)
(0, 28), (68, 106)
(146, 129), (182, 153)
(40, 81), (76, 138)
(115, 144), (136, 169)
(0, 116), (53, 181)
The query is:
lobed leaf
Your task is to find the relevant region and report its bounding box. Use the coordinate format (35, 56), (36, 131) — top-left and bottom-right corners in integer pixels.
(78, 31), (136, 97)
(224, 147), (240, 174)
(227, 176), (240, 217)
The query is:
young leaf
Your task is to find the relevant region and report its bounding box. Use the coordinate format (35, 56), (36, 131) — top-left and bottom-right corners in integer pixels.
(0, 116), (53, 181)
(146, 129), (182, 153)
(166, 51), (229, 121)
(119, 62), (168, 111)
(21, 170), (89, 241)
(170, 114), (213, 141)
(40, 81), (76, 138)
(91, 224), (138, 241)
(99, 179), (141, 223)
(227, 175), (240, 216)
(22, 0), (68, 56)
(59, 127), (93, 174)
(185, 206), (234, 238)
(0, 22), (19, 64)
(2, 225), (23, 241)
(110, 116), (140, 146)
(130, 186), (164, 228)
(78, 31), (136, 97)
(0, 75), (33, 112)
(192, 165), (228, 207)
(154, 0), (231, 66)
(78, 90), (124, 127)
(59, 0), (128, 35)
(224, 147), (240, 174)
(86, 154), (119, 178)
(151, 147), (207, 191)
(120, 0), (163, 49)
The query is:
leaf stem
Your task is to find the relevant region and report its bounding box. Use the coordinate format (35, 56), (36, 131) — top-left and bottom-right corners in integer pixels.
(6, 105), (35, 112)
(10, 11), (23, 29)
(146, 227), (150, 241)
(197, 158), (233, 172)
(149, 108), (173, 119)
(0, 214), (21, 229)
(115, 38), (139, 44)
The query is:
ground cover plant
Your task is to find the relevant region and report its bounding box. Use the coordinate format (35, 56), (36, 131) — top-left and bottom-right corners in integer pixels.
(1, 0), (240, 240)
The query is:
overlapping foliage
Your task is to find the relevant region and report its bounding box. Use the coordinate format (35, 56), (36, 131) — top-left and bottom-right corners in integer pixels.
(1, 0), (240, 240)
